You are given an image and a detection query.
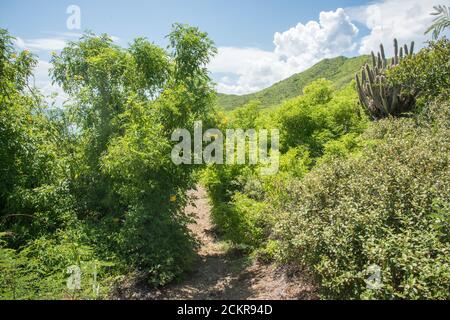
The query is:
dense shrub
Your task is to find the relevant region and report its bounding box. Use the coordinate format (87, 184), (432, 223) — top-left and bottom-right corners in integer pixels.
(387, 38), (450, 105)
(275, 80), (367, 156)
(1, 24), (218, 298)
(202, 81), (368, 250)
(0, 229), (112, 299)
(272, 102), (450, 299)
(49, 25), (217, 286)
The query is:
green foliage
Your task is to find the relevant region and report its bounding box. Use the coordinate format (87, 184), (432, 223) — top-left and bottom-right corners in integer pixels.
(203, 38), (449, 300)
(0, 30), (77, 247)
(317, 133), (364, 165)
(275, 80), (367, 155)
(0, 230), (112, 299)
(1, 24), (218, 298)
(356, 39), (416, 120)
(202, 80), (367, 252)
(1, 22), (449, 300)
(217, 56), (370, 110)
(169, 23), (217, 87)
(387, 38), (450, 105)
(49, 24), (217, 286)
(279, 147), (311, 178)
(425, 5), (450, 40)
(211, 192), (268, 248)
(229, 100), (261, 128)
(272, 102), (450, 299)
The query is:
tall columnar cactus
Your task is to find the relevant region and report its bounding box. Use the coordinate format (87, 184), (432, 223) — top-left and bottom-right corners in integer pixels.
(356, 39), (416, 120)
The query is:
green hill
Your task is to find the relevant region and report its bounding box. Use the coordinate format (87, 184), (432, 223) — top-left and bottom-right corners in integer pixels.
(216, 55), (370, 110)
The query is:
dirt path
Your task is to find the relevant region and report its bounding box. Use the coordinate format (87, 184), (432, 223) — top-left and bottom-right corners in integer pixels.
(117, 187), (317, 300)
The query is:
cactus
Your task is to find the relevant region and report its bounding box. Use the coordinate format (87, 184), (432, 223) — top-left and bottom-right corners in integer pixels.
(356, 39), (416, 120)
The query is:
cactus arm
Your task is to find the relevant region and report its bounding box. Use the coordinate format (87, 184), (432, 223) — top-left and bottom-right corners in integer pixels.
(394, 39), (399, 65)
(355, 38), (416, 119)
(356, 74), (368, 108)
(380, 44), (387, 68)
(391, 86), (400, 112)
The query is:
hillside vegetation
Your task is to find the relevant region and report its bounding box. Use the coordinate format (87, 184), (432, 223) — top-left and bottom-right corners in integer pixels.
(0, 26), (217, 298)
(202, 38), (450, 299)
(217, 55), (370, 110)
(0, 19), (449, 300)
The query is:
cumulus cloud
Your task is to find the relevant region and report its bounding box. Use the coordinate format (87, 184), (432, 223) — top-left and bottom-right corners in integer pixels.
(210, 8), (359, 95)
(211, 1), (450, 95)
(274, 8), (358, 63)
(349, 0), (449, 55)
(209, 47), (284, 95)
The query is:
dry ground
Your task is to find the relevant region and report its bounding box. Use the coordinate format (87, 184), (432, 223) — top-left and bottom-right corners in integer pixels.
(114, 187), (317, 300)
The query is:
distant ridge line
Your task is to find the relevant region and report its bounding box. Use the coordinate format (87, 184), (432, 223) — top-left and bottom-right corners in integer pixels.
(216, 55), (370, 110)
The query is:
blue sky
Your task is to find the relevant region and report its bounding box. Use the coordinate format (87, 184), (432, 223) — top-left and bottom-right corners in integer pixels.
(1, 0), (370, 49)
(0, 0), (447, 100)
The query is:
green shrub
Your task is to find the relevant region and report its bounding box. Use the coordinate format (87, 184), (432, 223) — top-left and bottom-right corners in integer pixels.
(0, 230), (112, 299)
(1, 24), (219, 296)
(387, 38), (450, 106)
(202, 81), (367, 255)
(276, 80), (367, 156)
(212, 192), (268, 248)
(279, 147), (311, 178)
(49, 25), (217, 286)
(272, 101), (450, 299)
(317, 133), (364, 165)
(0, 30), (78, 248)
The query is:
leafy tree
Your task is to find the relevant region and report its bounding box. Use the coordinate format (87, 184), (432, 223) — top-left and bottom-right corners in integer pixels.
(0, 30), (76, 246)
(51, 24), (217, 285)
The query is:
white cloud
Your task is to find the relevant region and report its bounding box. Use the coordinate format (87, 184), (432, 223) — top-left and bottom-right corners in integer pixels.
(349, 0), (450, 55)
(210, 8), (359, 95)
(15, 37), (67, 52)
(274, 8), (358, 62)
(211, 1), (450, 95)
(34, 60), (70, 107)
(14, 33), (121, 53)
(209, 47), (284, 95)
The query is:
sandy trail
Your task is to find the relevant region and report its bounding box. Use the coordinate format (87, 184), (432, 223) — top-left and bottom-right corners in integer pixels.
(116, 187), (316, 300)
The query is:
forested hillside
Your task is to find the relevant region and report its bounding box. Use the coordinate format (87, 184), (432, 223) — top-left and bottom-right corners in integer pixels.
(217, 55), (370, 110)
